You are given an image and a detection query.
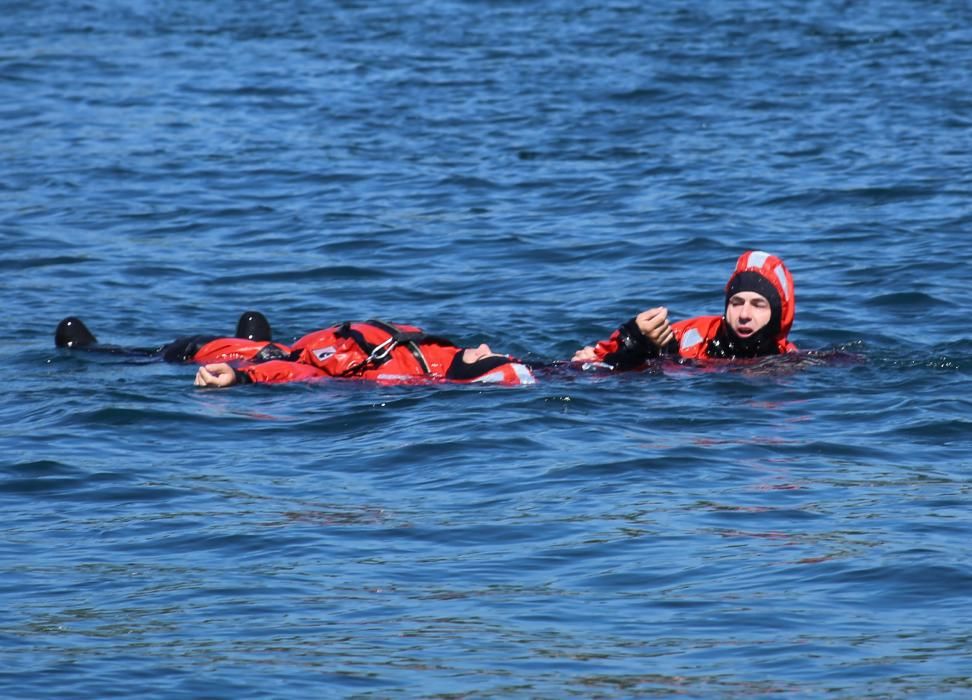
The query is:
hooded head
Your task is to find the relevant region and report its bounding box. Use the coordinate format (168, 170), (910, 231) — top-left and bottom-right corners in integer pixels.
(714, 250), (795, 356)
(445, 344), (536, 385)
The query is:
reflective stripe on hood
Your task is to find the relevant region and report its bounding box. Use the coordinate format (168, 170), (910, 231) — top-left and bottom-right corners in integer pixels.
(724, 250), (796, 347)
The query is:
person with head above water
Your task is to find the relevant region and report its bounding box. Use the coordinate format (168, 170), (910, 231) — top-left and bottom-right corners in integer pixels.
(55, 313), (535, 387)
(572, 250), (796, 370)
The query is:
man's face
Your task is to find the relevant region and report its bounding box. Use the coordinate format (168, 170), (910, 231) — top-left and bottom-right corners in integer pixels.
(446, 343), (514, 381)
(726, 292), (772, 338)
(461, 343), (500, 364)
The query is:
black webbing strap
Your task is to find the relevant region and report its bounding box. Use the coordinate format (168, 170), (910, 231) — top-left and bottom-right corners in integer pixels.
(334, 322), (381, 361)
(332, 320), (437, 377)
(363, 319), (431, 374)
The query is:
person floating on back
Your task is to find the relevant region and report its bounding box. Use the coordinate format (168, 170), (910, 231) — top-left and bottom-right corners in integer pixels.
(572, 250), (797, 370)
(194, 319), (535, 387)
(55, 313), (536, 387)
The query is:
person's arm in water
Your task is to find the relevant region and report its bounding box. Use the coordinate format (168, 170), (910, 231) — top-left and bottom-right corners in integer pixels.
(573, 307), (677, 370)
(194, 360), (326, 387)
(194, 363), (239, 387)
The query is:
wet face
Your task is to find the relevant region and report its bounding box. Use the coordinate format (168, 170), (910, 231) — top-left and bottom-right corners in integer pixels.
(461, 343), (499, 364)
(447, 343), (513, 381)
(725, 292), (772, 338)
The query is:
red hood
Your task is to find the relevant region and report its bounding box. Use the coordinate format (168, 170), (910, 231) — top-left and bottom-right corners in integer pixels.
(725, 250), (795, 344)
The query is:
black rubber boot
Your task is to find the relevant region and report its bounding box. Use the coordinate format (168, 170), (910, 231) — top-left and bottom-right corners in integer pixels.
(235, 311), (272, 341)
(55, 317), (98, 348)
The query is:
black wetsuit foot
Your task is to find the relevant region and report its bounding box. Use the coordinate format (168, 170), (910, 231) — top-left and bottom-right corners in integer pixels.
(55, 317), (98, 348)
(236, 311), (272, 341)
(56, 312), (273, 361)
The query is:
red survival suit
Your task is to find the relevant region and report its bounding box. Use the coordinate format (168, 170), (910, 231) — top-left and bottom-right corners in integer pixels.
(192, 320), (536, 386)
(584, 250), (797, 369)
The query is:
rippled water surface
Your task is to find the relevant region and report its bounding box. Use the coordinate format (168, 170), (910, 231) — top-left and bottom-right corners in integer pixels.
(3, 1), (971, 697)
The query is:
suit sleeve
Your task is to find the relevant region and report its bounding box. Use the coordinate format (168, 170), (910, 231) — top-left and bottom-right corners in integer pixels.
(591, 318), (662, 370)
(234, 360), (327, 385)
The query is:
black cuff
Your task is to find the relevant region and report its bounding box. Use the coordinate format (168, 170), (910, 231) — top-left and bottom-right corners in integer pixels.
(161, 335), (218, 363)
(599, 318), (660, 371)
(233, 369), (253, 385)
(618, 318), (659, 356)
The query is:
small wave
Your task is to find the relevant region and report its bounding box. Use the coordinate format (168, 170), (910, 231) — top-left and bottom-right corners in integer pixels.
(0, 256), (91, 271)
(865, 291), (947, 309)
(0, 459), (189, 502)
(809, 562), (972, 604)
(885, 418), (972, 444)
(212, 265), (399, 285)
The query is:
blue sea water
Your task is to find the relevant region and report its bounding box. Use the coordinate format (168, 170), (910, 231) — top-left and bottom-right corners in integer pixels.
(3, 0), (972, 697)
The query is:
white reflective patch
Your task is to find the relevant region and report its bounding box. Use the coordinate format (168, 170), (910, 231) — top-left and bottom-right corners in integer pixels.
(775, 265), (790, 300)
(747, 250), (769, 268)
(313, 346), (336, 361)
(511, 363), (536, 385)
(680, 328), (703, 349)
(582, 361), (614, 371)
(472, 364), (535, 385)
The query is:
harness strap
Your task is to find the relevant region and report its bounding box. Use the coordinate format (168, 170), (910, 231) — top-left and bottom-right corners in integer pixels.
(363, 319), (432, 374)
(334, 320), (448, 377)
(334, 322), (381, 361)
